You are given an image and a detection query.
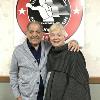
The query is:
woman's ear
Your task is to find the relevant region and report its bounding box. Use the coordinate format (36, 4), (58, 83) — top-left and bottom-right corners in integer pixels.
(43, 33), (50, 41)
(25, 30), (28, 36)
(64, 36), (67, 41)
(64, 33), (68, 41)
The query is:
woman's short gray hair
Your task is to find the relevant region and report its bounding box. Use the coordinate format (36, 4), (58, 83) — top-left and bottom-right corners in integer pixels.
(49, 22), (67, 36)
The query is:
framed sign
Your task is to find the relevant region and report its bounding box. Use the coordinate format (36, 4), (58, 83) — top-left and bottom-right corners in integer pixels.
(14, 0), (84, 46)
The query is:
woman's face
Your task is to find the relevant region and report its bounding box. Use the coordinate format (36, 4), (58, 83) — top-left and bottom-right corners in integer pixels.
(49, 29), (65, 47)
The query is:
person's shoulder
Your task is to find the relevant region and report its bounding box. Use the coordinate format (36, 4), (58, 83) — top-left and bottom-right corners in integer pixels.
(68, 50), (84, 58)
(13, 43), (24, 53)
(66, 50), (86, 67)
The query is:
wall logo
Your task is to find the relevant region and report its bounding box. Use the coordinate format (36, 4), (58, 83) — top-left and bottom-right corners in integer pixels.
(16, 0), (83, 39)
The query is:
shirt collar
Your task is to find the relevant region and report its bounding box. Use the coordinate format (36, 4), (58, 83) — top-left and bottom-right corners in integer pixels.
(27, 39), (41, 50)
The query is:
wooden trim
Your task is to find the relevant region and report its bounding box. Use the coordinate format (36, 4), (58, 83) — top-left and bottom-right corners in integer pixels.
(0, 76), (10, 83)
(89, 77), (100, 84)
(0, 76), (100, 83)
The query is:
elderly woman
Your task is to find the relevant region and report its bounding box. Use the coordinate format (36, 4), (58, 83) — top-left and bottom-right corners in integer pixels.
(44, 22), (91, 100)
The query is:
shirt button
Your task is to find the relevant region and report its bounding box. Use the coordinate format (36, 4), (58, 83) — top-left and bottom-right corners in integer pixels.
(34, 60), (37, 63)
(37, 82), (39, 84)
(35, 92), (38, 95)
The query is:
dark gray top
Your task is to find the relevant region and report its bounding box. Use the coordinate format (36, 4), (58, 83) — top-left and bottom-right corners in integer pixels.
(44, 44), (91, 100)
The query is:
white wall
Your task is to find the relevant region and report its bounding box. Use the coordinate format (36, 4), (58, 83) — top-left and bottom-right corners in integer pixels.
(84, 0), (100, 77)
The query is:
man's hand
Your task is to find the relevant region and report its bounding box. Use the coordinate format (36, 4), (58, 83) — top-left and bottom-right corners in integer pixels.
(68, 40), (80, 52)
(17, 96), (22, 100)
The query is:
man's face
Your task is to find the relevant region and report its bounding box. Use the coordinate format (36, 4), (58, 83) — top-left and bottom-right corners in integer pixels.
(26, 23), (43, 47)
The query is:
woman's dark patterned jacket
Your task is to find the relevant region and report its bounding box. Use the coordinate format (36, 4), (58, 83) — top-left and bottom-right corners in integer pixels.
(44, 44), (91, 100)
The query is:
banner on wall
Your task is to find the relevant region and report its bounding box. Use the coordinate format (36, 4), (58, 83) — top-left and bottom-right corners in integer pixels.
(14, 0), (84, 47)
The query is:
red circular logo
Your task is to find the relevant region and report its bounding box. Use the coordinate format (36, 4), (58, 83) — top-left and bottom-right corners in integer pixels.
(16, 0), (83, 39)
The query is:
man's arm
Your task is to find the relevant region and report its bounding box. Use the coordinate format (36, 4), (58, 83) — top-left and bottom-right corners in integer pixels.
(9, 50), (21, 99)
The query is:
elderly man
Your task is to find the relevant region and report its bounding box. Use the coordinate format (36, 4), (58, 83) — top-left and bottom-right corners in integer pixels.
(9, 21), (79, 100)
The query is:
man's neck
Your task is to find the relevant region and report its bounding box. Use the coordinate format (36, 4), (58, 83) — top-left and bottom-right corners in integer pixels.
(33, 45), (39, 50)
(27, 39), (40, 50)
